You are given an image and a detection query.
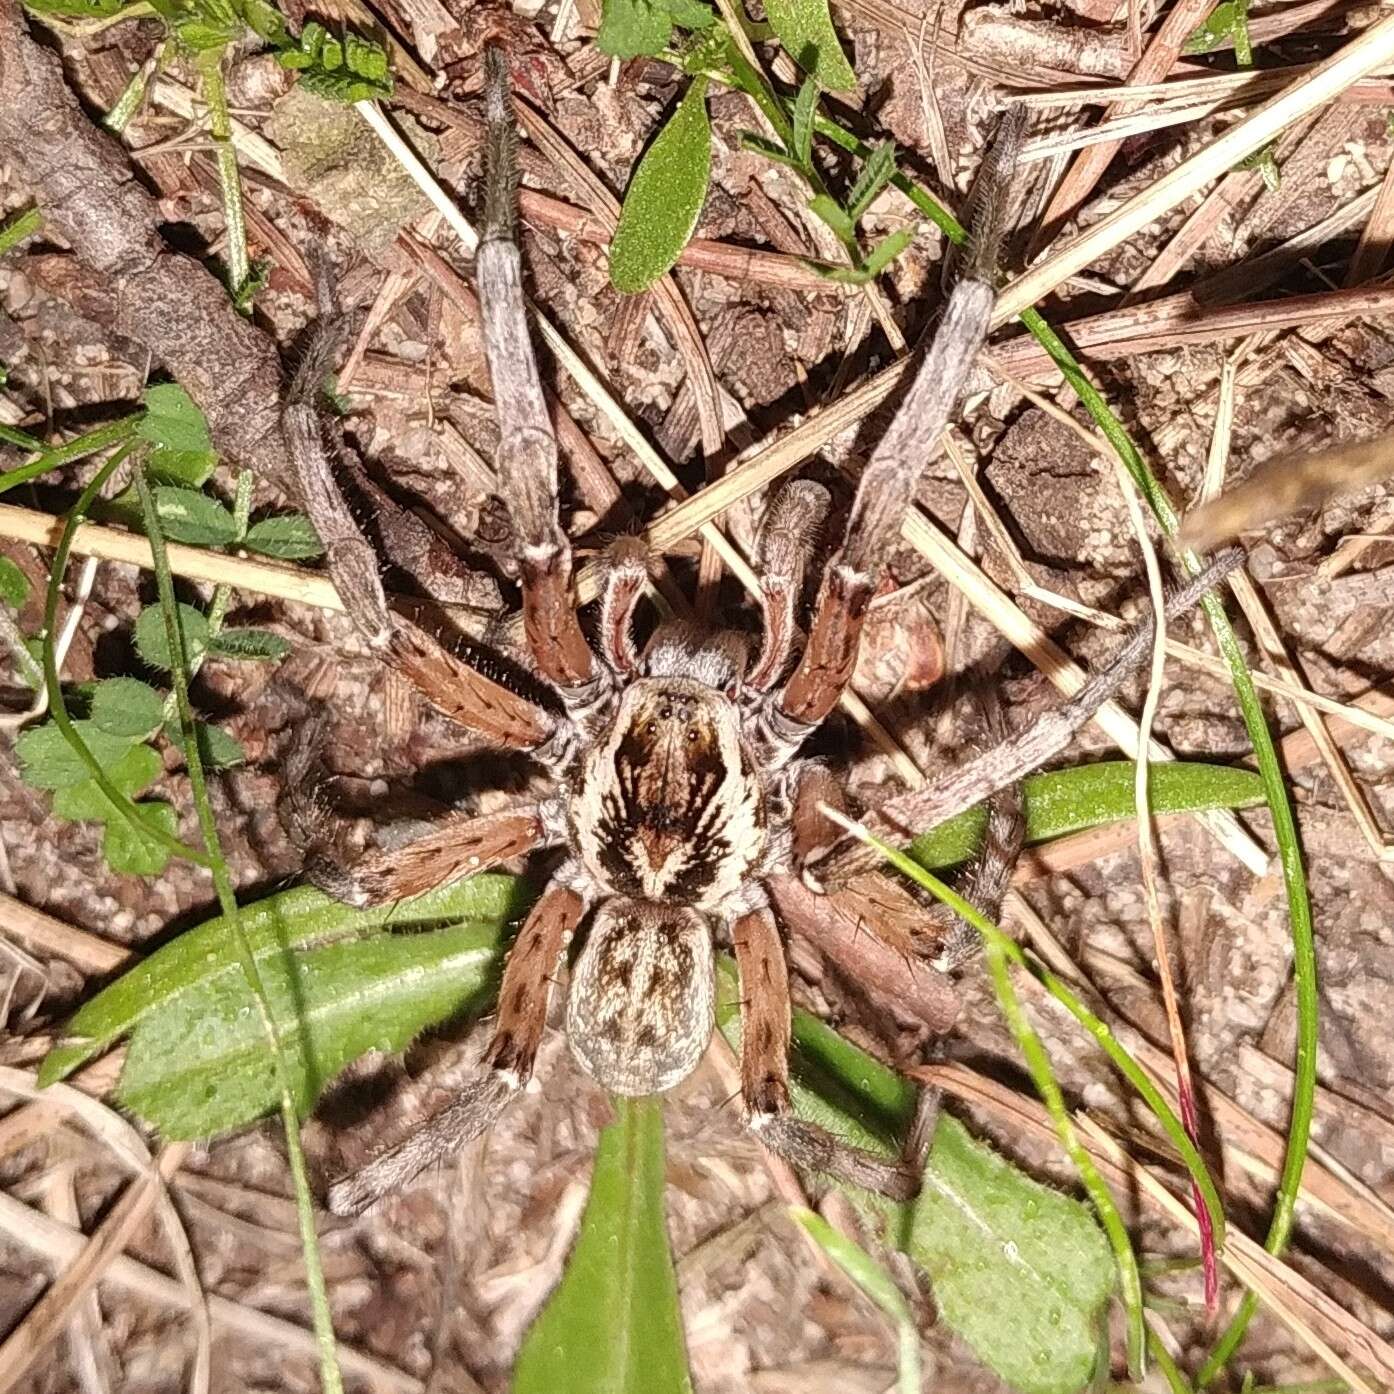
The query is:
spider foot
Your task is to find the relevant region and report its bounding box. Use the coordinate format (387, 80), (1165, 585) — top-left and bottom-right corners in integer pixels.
(751, 1111), (920, 1202)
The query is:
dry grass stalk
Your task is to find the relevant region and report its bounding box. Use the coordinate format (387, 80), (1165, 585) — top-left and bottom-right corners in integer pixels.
(997, 10), (1394, 321)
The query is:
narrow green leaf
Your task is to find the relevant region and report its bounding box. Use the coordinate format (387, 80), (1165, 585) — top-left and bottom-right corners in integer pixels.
(610, 77), (712, 294)
(20, 0), (125, 16)
(38, 874), (532, 1084)
(765, 0), (857, 90)
(117, 921), (506, 1135)
(52, 744), (162, 819)
(847, 141), (897, 221)
(816, 226), (914, 284)
(17, 720), (138, 790)
(909, 760), (1267, 870)
(241, 514), (325, 559)
(0, 205), (42, 258)
(89, 677), (166, 740)
(792, 1208), (920, 1394)
(104, 800), (177, 877)
(515, 1097), (693, 1394)
(208, 627), (290, 661)
(137, 383), (216, 486)
(1184, 1), (1237, 54)
(807, 193), (855, 245)
(0, 557), (29, 607)
(791, 76), (818, 169)
(153, 487), (239, 546)
(134, 601), (209, 670)
(735, 132), (806, 175)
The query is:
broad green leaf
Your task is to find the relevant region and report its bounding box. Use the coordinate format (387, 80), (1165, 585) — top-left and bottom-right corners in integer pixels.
(909, 760), (1267, 871)
(134, 601), (209, 670)
(765, 0), (857, 91)
(208, 627), (290, 661)
(791, 76), (818, 169)
(137, 383), (216, 486)
(117, 921), (505, 1135)
(52, 743), (162, 819)
(39, 874), (532, 1084)
(0, 557), (29, 607)
(909, 1116), (1112, 1394)
(104, 800), (177, 877)
(717, 968), (1112, 1394)
(16, 721), (139, 791)
(164, 719), (245, 769)
(153, 486), (239, 546)
(89, 677), (165, 740)
(515, 1097), (693, 1394)
(241, 514), (325, 559)
(847, 141), (896, 221)
(610, 77), (712, 293)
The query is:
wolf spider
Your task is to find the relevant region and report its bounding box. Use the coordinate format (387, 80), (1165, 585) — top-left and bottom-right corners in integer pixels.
(288, 47), (1245, 1215)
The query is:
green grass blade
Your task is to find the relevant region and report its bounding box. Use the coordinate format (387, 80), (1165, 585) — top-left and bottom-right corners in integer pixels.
(514, 1096), (693, 1394)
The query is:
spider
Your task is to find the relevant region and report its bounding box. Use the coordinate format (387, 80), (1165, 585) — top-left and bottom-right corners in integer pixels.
(288, 46), (1244, 1216)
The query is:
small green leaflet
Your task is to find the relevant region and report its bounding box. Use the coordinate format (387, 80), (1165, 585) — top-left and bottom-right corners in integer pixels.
(51, 744), (161, 817)
(17, 721), (140, 790)
(611, 77), (712, 293)
(278, 21), (392, 102)
(791, 76), (819, 169)
(137, 383), (216, 487)
(847, 142), (896, 221)
(89, 677), (165, 741)
(514, 1097), (693, 1394)
(208, 627), (290, 660)
(242, 514), (324, 559)
(153, 486), (240, 546)
(163, 719), (245, 769)
(20, 0), (124, 16)
(104, 800), (179, 876)
(134, 601), (209, 671)
(597, 0), (714, 59)
(0, 557), (29, 607)
(765, 0), (857, 91)
(1184, 0), (1239, 53)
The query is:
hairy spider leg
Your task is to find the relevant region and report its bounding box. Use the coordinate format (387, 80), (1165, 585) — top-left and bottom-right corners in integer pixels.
(477, 43), (599, 698)
(732, 903), (918, 1198)
(327, 880), (586, 1215)
(307, 807), (546, 909)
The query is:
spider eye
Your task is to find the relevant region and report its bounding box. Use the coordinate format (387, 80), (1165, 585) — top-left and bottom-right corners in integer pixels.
(686, 729), (698, 743)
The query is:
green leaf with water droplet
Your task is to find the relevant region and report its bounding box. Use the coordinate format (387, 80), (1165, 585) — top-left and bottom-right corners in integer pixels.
(610, 77), (712, 294)
(766, 0), (856, 91)
(117, 920), (505, 1135)
(515, 1096), (693, 1394)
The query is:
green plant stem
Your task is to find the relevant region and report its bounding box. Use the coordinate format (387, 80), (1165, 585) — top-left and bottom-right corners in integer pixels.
(1021, 310), (1318, 1386)
(0, 424), (43, 451)
(104, 37), (172, 134)
(1149, 1323), (1197, 1394)
(194, 48), (250, 303)
(134, 467), (343, 1394)
(41, 446), (209, 865)
(0, 415), (143, 497)
(0, 206), (41, 258)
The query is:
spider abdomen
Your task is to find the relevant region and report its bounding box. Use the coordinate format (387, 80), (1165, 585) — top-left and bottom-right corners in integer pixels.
(572, 677), (766, 910)
(566, 901), (715, 1096)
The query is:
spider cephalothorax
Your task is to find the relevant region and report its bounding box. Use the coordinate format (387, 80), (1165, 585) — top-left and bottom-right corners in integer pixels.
(288, 46), (1244, 1215)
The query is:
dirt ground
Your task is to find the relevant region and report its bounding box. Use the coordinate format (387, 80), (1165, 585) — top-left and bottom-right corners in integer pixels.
(3, 0), (1394, 1389)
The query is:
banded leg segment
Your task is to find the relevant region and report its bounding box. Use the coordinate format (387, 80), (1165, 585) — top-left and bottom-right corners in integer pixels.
(477, 44), (596, 693)
(308, 807), (545, 908)
(732, 904), (918, 1199)
(778, 281), (995, 727)
(326, 881), (585, 1215)
(749, 481), (830, 693)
